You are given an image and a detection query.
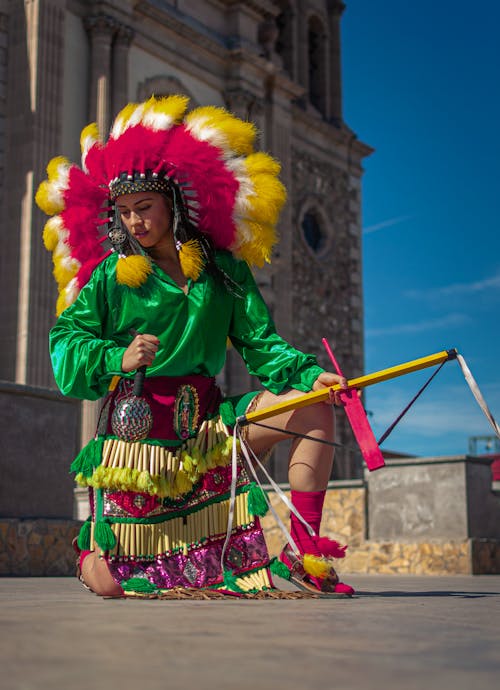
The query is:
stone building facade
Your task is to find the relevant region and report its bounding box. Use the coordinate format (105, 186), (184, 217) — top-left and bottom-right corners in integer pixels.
(0, 0), (371, 480)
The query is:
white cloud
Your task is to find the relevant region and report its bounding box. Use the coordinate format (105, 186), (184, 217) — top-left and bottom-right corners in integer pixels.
(363, 215), (413, 235)
(366, 313), (470, 338)
(405, 271), (500, 299)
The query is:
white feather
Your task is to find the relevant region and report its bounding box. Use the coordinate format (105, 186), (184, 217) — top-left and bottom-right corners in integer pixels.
(142, 111), (175, 131)
(186, 119), (230, 155)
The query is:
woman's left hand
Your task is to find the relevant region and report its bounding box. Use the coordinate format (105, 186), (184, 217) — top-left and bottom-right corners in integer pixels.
(312, 371), (348, 406)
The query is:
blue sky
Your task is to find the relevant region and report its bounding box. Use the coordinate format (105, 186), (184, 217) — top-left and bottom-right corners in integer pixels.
(341, 1), (500, 456)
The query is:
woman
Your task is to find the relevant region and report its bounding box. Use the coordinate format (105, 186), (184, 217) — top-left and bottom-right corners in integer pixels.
(37, 95), (354, 597)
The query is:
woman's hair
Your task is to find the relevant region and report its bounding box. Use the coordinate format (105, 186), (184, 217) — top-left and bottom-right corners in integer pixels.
(168, 183), (243, 296)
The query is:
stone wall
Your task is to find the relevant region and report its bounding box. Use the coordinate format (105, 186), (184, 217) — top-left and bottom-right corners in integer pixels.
(0, 382), (81, 575)
(0, 518), (80, 576)
(261, 455), (500, 575)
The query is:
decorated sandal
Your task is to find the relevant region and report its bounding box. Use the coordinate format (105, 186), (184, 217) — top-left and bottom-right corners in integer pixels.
(279, 545), (355, 597)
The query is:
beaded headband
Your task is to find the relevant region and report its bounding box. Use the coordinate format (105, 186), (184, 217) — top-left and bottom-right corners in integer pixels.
(109, 173), (172, 200)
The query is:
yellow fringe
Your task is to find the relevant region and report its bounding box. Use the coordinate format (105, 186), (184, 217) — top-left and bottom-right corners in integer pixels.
(116, 254), (152, 287)
(77, 418), (238, 499)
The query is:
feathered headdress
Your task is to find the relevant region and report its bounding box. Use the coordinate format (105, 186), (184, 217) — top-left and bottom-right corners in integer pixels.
(36, 95), (287, 315)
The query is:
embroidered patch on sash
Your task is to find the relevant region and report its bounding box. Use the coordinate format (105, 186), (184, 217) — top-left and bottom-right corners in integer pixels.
(174, 384), (200, 440)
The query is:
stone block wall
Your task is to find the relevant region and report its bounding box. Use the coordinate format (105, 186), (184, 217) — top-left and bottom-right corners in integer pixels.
(0, 518), (80, 576)
(0, 382), (81, 575)
(260, 455), (500, 575)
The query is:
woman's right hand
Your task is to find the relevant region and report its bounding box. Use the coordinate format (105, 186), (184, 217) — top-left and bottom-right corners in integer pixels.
(121, 333), (160, 373)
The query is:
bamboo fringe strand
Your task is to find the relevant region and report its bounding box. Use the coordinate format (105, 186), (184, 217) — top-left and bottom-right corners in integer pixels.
(236, 568), (271, 592)
(82, 417), (237, 497)
(104, 491), (255, 560)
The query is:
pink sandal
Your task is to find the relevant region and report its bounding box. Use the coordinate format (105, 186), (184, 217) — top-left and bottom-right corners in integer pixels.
(280, 546), (355, 597)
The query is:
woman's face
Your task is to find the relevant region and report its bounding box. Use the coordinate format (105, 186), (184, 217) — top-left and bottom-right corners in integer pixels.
(116, 191), (172, 249)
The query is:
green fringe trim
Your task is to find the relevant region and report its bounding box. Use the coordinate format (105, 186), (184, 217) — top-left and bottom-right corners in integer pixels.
(93, 520), (116, 551)
(120, 577), (158, 594)
(222, 568), (244, 593)
(77, 518), (92, 550)
(70, 437), (104, 478)
(247, 482), (268, 517)
(269, 557), (291, 580)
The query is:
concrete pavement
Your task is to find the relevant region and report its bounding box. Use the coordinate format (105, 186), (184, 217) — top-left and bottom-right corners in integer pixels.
(0, 575), (499, 690)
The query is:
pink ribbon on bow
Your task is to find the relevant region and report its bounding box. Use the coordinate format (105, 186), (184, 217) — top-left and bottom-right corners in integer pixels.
(322, 338), (385, 472)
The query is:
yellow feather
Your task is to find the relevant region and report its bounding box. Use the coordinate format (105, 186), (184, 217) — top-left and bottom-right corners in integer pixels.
(55, 292), (66, 318)
(55, 286), (75, 317)
(146, 94), (189, 123)
(303, 554), (331, 580)
(110, 103), (140, 138)
(53, 256), (78, 288)
(246, 174), (287, 226)
(80, 122), (100, 152)
(46, 155), (70, 180)
(178, 239), (204, 280)
(244, 152), (281, 177)
(115, 254), (152, 287)
(186, 106), (256, 155)
(218, 116), (256, 155)
(42, 217), (62, 251)
(35, 181), (64, 215)
(236, 221), (277, 267)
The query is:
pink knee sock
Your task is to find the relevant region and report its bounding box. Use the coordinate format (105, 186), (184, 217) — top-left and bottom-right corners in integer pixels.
(286, 489), (355, 596)
(289, 489), (325, 556)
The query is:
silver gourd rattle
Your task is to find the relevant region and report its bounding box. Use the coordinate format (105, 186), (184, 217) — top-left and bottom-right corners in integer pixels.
(111, 329), (153, 442)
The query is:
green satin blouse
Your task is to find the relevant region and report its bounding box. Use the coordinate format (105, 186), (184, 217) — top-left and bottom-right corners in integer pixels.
(49, 251), (324, 401)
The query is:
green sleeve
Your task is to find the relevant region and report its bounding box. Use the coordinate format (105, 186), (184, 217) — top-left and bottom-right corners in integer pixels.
(49, 261), (127, 400)
(226, 258), (324, 394)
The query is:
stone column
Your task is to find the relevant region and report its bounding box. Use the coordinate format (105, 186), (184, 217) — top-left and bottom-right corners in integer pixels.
(1, 0), (65, 387)
(0, 1), (7, 211)
(81, 14), (116, 445)
(84, 13), (115, 135)
(112, 23), (134, 118)
(326, 0), (345, 123)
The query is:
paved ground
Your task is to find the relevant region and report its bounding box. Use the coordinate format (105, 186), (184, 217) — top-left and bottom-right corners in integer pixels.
(0, 575), (499, 690)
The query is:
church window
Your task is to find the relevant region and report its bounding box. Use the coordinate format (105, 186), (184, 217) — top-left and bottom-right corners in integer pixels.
(308, 16), (326, 115)
(302, 210), (325, 253)
(276, 2), (294, 79)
